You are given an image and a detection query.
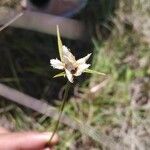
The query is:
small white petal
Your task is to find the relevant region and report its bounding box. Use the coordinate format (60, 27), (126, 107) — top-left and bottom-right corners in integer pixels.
(65, 69), (74, 83)
(50, 58), (64, 70)
(77, 53), (91, 65)
(74, 63), (90, 76)
(62, 45), (76, 63)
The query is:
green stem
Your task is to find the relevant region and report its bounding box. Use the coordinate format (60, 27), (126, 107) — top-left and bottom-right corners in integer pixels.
(49, 81), (71, 143)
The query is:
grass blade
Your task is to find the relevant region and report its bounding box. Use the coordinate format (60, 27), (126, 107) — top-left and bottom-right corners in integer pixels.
(0, 12), (23, 32)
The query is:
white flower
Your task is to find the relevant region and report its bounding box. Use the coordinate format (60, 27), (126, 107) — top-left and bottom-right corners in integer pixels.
(50, 45), (91, 83)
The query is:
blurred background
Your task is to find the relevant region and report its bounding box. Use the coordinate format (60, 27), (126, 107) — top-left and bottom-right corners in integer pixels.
(0, 0), (150, 149)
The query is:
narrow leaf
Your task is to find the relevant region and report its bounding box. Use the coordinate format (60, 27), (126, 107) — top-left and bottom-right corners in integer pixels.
(53, 72), (65, 78)
(84, 69), (106, 75)
(57, 25), (63, 61)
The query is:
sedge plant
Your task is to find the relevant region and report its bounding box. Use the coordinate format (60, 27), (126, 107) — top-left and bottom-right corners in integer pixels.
(49, 26), (105, 143)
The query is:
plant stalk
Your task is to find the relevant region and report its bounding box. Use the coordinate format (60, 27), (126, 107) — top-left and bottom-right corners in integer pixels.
(49, 81), (71, 143)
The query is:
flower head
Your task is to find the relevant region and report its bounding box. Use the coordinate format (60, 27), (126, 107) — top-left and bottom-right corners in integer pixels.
(50, 45), (91, 83)
(50, 26), (105, 83)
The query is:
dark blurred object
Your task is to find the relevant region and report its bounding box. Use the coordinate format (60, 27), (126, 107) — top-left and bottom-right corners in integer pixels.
(26, 0), (87, 17)
(30, 0), (50, 8)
